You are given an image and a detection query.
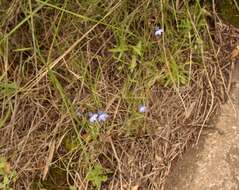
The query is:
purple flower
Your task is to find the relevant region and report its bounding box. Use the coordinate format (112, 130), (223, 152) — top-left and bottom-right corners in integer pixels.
(155, 27), (164, 37)
(89, 113), (98, 123)
(88, 111), (109, 123)
(98, 112), (109, 122)
(139, 105), (147, 113)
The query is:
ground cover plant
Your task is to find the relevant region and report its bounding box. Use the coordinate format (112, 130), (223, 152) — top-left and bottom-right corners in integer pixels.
(0, 0), (236, 189)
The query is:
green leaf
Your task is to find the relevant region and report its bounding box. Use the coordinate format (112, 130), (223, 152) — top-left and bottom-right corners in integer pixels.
(69, 185), (77, 190)
(0, 157), (7, 175)
(129, 55), (137, 73)
(132, 41), (143, 57)
(3, 175), (9, 185)
(109, 45), (128, 61)
(86, 164), (107, 189)
(178, 18), (192, 32)
(108, 46), (128, 53)
(0, 82), (19, 97)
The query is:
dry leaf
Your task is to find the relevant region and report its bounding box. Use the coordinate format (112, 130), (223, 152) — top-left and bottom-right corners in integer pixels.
(231, 45), (239, 58)
(42, 140), (56, 180)
(131, 185), (139, 190)
(155, 154), (163, 162)
(185, 102), (196, 119)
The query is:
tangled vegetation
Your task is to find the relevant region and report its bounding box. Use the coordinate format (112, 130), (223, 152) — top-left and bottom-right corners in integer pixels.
(0, 0), (236, 189)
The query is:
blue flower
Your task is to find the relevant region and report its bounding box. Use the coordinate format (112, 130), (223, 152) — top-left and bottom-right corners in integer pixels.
(88, 111), (109, 123)
(139, 105), (147, 113)
(155, 27), (164, 37)
(89, 113), (99, 123)
(98, 111), (109, 122)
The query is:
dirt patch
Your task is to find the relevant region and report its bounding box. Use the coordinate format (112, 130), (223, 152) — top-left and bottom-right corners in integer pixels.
(164, 136), (205, 189)
(165, 64), (239, 190)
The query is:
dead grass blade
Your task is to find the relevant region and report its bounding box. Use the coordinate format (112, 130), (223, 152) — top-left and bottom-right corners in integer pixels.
(42, 139), (56, 181)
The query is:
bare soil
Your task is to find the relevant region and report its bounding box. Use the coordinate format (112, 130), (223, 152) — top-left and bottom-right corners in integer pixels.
(165, 63), (239, 190)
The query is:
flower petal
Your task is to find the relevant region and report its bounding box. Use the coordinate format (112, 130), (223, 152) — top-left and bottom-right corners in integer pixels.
(89, 113), (98, 123)
(98, 112), (109, 122)
(155, 27), (164, 36)
(139, 105), (147, 113)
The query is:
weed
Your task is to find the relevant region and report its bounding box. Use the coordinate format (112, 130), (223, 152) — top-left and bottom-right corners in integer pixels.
(86, 164), (108, 190)
(0, 0), (233, 189)
(0, 157), (16, 190)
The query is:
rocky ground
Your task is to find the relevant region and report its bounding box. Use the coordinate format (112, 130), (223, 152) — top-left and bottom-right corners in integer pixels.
(165, 62), (239, 190)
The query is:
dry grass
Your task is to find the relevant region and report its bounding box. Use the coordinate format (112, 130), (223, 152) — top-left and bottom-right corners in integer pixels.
(0, 0), (237, 189)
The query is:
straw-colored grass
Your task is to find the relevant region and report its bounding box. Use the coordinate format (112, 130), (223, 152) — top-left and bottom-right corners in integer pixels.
(0, 0), (236, 189)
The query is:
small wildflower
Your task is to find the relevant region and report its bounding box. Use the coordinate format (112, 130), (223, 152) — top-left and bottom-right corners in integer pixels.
(139, 105), (147, 113)
(155, 27), (164, 37)
(98, 111), (109, 122)
(88, 111), (109, 123)
(89, 113), (98, 123)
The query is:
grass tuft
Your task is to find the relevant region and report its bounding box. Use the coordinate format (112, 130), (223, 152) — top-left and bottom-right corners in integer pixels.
(0, 0), (236, 189)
